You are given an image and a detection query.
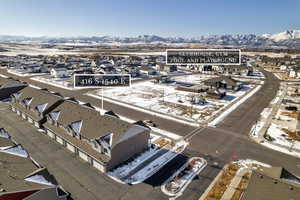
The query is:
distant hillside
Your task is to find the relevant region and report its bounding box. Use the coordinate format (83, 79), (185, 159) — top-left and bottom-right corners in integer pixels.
(1, 30), (300, 49)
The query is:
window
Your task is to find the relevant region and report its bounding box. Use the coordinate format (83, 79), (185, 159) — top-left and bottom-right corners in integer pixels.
(13, 92), (22, 101)
(102, 133), (113, 147)
(23, 97), (33, 106)
(36, 103), (48, 114)
(94, 142), (98, 148)
(70, 120), (83, 134)
(49, 111), (60, 121)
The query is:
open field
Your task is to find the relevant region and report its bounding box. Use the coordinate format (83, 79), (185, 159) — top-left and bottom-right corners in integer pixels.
(89, 75), (255, 124)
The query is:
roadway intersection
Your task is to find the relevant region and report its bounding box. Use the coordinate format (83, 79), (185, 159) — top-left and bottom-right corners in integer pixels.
(0, 68), (299, 200)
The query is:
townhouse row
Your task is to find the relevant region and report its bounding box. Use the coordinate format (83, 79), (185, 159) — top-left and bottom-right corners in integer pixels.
(0, 76), (150, 173)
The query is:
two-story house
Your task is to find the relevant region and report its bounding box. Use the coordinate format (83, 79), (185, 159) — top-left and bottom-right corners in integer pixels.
(10, 87), (64, 128)
(43, 99), (150, 172)
(50, 68), (69, 78)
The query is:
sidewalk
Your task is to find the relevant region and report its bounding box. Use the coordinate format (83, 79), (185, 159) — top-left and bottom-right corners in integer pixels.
(120, 146), (170, 181)
(198, 164), (228, 200)
(250, 82), (300, 155)
(220, 168), (251, 200)
(252, 83), (287, 143)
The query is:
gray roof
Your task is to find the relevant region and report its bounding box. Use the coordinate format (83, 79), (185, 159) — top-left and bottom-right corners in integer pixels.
(0, 151), (54, 193)
(242, 167), (300, 200)
(0, 81), (27, 89)
(204, 76), (241, 86)
(24, 187), (66, 200)
(0, 137), (14, 148)
(12, 87), (63, 120)
(49, 100), (132, 143)
(0, 77), (26, 88)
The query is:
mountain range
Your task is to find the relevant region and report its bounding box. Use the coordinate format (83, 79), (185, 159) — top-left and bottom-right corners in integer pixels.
(1, 30), (300, 49)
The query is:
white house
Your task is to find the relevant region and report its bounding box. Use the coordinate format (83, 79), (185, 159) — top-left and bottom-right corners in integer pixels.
(50, 68), (69, 78)
(288, 67), (300, 78)
(280, 65), (287, 71)
(139, 66), (157, 76)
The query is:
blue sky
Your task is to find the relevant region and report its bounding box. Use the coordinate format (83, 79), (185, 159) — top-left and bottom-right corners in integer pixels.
(0, 0), (299, 37)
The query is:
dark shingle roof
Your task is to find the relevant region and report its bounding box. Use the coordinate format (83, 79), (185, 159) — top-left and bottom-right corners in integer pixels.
(0, 76), (26, 88)
(49, 100), (132, 145)
(12, 87), (63, 121)
(0, 151), (53, 193)
(242, 166), (300, 200)
(204, 76), (240, 86)
(242, 171), (300, 200)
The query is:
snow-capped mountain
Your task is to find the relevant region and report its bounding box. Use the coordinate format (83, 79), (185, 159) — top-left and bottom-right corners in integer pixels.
(0, 30), (300, 49)
(262, 30), (300, 42)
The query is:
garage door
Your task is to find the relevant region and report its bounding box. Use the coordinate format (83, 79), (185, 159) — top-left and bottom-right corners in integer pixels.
(56, 136), (64, 145)
(28, 117), (33, 123)
(66, 142), (76, 153)
(34, 121), (40, 128)
(47, 129), (55, 139)
(92, 159), (105, 172)
(22, 113), (27, 119)
(78, 150), (89, 162)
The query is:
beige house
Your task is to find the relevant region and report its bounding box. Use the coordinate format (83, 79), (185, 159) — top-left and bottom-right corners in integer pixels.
(10, 87), (64, 128)
(9, 86), (150, 173)
(43, 99), (150, 172)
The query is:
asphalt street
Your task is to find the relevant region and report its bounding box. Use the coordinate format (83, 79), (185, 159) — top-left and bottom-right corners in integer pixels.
(0, 69), (299, 200)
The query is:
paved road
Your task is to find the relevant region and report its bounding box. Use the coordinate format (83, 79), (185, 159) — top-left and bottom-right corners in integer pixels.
(1, 68), (300, 200)
(216, 70), (279, 135)
(0, 69), (195, 135)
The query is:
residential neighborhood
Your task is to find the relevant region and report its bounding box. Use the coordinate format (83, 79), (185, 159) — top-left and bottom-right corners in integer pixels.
(1, 47), (300, 200)
(0, 1), (300, 200)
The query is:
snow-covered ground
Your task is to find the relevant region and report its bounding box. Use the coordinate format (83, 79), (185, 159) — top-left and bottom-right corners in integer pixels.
(124, 140), (188, 184)
(270, 97), (280, 104)
(89, 78), (255, 125)
(0, 74), (8, 78)
(261, 107), (272, 118)
(79, 99), (183, 140)
(173, 74), (218, 84)
(250, 121), (265, 138)
(107, 145), (162, 180)
(275, 109), (295, 121)
(235, 159), (272, 169)
(250, 82), (300, 158)
(266, 123), (300, 151)
(0, 44), (80, 56)
(261, 141), (300, 158)
(31, 76), (81, 90)
(7, 69), (48, 77)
